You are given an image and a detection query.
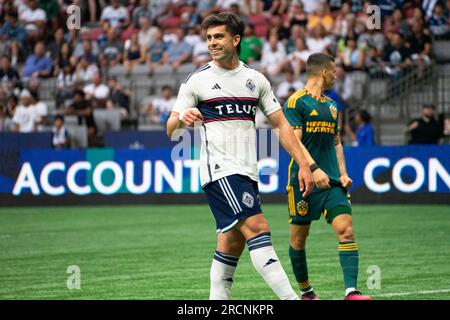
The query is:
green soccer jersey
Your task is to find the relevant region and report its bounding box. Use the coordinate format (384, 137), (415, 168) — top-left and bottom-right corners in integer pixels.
(283, 88), (340, 189)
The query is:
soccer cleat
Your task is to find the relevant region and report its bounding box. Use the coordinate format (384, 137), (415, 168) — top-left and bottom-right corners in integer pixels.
(301, 291), (320, 300)
(344, 290), (373, 300)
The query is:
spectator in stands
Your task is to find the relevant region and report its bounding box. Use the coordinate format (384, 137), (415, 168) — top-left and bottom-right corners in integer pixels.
(229, 2), (249, 26)
(73, 27), (100, 61)
(22, 41), (53, 79)
(275, 69), (305, 104)
(0, 11), (26, 47)
(83, 71), (109, 109)
(269, 13), (291, 41)
(64, 89), (97, 147)
(381, 33), (413, 77)
(20, 0), (47, 41)
(38, 0), (60, 31)
(408, 20), (432, 78)
(407, 104), (443, 144)
(365, 44), (384, 77)
(3, 94), (18, 131)
(142, 85), (175, 125)
(100, 0), (129, 29)
(307, 2), (334, 33)
(54, 42), (76, 76)
(99, 28), (124, 68)
(300, 0), (322, 14)
(285, 25), (306, 55)
(0, 103), (5, 131)
(347, 110), (376, 147)
(124, 33), (145, 75)
(146, 28), (168, 73)
(0, 55), (20, 86)
(56, 61), (76, 107)
(47, 27), (65, 61)
(337, 36), (365, 71)
(285, 37), (312, 76)
(383, 8), (412, 39)
(180, 2), (202, 29)
(286, 1), (308, 28)
(306, 24), (333, 54)
(74, 56), (99, 86)
(30, 89), (48, 121)
(239, 24), (263, 65)
(52, 114), (70, 149)
(97, 20), (111, 48)
(184, 26), (202, 49)
(162, 28), (192, 71)
(137, 16), (158, 51)
(106, 75), (131, 118)
(332, 2), (352, 39)
(192, 30), (211, 68)
(132, 0), (152, 28)
(428, 3), (450, 39)
(260, 33), (286, 78)
(12, 89), (40, 133)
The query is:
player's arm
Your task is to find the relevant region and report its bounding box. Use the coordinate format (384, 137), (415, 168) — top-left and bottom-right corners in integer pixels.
(293, 127), (330, 189)
(166, 81), (203, 139)
(267, 110), (313, 197)
(334, 133), (352, 189)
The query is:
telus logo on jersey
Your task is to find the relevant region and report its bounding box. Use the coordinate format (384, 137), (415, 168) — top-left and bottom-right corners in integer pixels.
(198, 97), (259, 123)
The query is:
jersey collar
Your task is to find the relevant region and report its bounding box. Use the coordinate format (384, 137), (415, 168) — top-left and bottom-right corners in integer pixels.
(304, 88), (328, 103)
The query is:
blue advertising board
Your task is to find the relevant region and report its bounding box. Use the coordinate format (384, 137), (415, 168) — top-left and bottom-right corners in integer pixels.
(0, 140), (448, 206)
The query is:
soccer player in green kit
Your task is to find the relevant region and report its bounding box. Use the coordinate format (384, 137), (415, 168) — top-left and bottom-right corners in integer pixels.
(283, 53), (372, 300)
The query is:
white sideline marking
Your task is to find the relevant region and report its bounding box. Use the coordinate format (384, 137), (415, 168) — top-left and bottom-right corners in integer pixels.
(373, 289), (450, 297)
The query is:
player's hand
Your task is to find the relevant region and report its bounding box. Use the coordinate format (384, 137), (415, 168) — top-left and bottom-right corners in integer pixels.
(313, 168), (330, 189)
(298, 164), (313, 198)
(340, 175), (353, 189)
(180, 108), (204, 127)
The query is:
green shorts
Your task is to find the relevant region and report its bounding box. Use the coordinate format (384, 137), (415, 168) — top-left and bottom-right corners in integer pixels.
(286, 184), (352, 224)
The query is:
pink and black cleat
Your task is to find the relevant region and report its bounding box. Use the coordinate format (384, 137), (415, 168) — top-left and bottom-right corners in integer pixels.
(344, 290), (373, 300)
(301, 291), (320, 300)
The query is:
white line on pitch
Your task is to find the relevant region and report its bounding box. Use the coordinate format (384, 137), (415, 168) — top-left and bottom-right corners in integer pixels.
(373, 289), (450, 297)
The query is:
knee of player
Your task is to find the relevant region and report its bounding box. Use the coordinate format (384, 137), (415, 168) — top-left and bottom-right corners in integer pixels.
(342, 226), (355, 241)
(290, 233), (308, 249)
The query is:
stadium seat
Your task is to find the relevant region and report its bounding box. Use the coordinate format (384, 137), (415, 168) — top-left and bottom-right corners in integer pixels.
(433, 40), (450, 63)
(66, 124), (88, 148)
(93, 109), (121, 135)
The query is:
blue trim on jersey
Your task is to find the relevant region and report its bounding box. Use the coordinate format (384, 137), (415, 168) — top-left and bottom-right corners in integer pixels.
(184, 64), (211, 83)
(197, 98), (259, 123)
(202, 124), (213, 184)
(243, 63), (252, 69)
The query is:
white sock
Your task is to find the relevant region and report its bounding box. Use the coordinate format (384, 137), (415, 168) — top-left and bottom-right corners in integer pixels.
(209, 251), (239, 300)
(247, 232), (299, 300)
(345, 287), (357, 296)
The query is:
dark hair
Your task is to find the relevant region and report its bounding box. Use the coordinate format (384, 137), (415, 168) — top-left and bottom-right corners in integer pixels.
(306, 53), (335, 77)
(358, 110), (371, 123)
(7, 94), (18, 103)
(30, 90), (39, 101)
(73, 89), (85, 97)
(201, 12), (245, 55)
(55, 114), (64, 122)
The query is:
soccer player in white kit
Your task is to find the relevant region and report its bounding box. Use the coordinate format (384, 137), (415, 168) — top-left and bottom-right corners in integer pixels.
(167, 12), (313, 300)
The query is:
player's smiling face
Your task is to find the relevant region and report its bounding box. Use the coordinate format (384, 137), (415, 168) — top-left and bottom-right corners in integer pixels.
(206, 25), (240, 62)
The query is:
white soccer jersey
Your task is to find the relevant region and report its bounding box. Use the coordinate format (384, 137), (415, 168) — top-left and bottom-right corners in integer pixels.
(173, 61), (281, 187)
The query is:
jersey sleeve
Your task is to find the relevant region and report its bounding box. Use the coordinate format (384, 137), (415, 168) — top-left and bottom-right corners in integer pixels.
(257, 73), (282, 117)
(283, 96), (304, 129)
(172, 80), (198, 114)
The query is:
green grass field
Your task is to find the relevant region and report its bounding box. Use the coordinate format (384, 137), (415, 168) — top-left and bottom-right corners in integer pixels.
(0, 204), (449, 300)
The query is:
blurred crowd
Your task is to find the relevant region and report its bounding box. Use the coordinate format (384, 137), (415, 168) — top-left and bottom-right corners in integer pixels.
(0, 0), (449, 147)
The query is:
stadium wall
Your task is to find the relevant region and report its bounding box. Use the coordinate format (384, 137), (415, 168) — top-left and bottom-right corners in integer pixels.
(0, 131), (449, 206)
